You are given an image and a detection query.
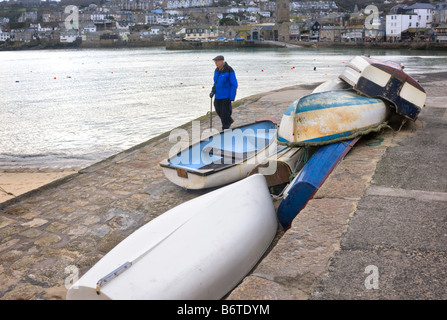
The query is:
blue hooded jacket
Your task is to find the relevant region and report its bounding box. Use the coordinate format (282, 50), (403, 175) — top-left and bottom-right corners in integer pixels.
(213, 62), (238, 101)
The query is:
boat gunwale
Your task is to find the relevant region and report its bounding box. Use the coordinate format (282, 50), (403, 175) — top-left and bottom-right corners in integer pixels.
(159, 120), (277, 177)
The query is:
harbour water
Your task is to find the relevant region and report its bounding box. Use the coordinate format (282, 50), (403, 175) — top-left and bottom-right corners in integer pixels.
(1, 46), (446, 170)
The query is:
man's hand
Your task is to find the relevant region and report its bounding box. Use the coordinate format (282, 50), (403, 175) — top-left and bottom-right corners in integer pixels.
(209, 91), (215, 98)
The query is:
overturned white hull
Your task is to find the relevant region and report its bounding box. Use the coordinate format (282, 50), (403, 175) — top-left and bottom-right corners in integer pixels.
(66, 174), (278, 300)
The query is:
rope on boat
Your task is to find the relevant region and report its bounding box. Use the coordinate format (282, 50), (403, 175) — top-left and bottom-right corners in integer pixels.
(288, 147), (309, 183)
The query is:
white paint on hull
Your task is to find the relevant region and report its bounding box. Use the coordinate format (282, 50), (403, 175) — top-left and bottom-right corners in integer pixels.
(66, 174), (278, 300)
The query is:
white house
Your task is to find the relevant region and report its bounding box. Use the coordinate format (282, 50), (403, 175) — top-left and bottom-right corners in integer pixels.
(157, 16), (176, 25)
(83, 24), (97, 33)
(386, 14), (411, 41)
(166, 0), (211, 9)
(60, 30), (78, 43)
(0, 28), (11, 42)
(407, 3), (434, 28)
(150, 26), (166, 35)
(386, 3), (435, 41)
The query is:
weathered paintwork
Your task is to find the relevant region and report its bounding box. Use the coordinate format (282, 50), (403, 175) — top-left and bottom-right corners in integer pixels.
(339, 55), (426, 121)
(277, 137), (360, 228)
(277, 90), (389, 145)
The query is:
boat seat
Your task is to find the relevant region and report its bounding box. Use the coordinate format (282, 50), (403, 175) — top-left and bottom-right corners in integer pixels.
(202, 146), (255, 161)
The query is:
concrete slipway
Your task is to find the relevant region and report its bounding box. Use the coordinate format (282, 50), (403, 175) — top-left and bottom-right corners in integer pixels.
(0, 72), (446, 300)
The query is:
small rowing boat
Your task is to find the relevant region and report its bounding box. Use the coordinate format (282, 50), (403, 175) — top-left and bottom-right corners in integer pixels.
(66, 174), (278, 300)
(248, 145), (309, 190)
(277, 90), (389, 146)
(160, 120), (277, 190)
(277, 137), (360, 228)
(339, 55), (426, 121)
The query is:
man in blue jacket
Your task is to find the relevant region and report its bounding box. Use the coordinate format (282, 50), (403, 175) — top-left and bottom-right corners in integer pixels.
(210, 55), (238, 130)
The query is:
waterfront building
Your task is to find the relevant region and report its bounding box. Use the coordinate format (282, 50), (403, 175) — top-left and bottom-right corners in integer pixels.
(386, 3), (435, 42)
(83, 24), (98, 33)
(434, 24), (447, 42)
(319, 25), (342, 42)
(276, 0), (290, 23)
(0, 29), (11, 42)
(434, 3), (447, 25)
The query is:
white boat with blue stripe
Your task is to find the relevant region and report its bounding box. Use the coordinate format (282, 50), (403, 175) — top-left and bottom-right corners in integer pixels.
(277, 90), (389, 146)
(160, 120), (277, 190)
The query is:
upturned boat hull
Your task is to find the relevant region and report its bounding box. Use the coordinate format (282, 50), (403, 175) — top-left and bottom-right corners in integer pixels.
(339, 55), (426, 120)
(66, 174), (278, 300)
(277, 90), (389, 146)
(277, 137), (360, 228)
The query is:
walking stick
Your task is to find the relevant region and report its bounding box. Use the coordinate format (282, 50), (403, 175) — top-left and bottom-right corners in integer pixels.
(210, 97), (213, 130)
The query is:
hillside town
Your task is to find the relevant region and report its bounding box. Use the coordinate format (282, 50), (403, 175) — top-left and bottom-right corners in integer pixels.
(0, 0), (447, 49)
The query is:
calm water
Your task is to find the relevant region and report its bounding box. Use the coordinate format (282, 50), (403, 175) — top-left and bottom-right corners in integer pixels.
(1, 46), (446, 169)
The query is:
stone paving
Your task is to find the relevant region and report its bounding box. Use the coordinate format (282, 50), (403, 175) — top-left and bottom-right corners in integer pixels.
(0, 84), (314, 300)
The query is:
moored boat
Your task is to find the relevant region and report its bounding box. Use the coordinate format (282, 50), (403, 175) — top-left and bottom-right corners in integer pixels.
(160, 120), (277, 190)
(277, 90), (389, 147)
(339, 55), (426, 121)
(66, 174), (278, 300)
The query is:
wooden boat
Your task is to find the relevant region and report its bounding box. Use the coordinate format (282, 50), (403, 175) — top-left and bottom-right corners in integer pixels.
(339, 55), (426, 121)
(248, 145), (317, 193)
(66, 174), (278, 300)
(277, 90), (389, 146)
(160, 120), (277, 190)
(277, 137), (360, 228)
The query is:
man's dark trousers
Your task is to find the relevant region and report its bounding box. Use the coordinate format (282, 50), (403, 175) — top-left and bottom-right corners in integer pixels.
(214, 98), (234, 130)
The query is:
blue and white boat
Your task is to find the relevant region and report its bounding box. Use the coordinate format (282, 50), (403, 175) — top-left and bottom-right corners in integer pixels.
(160, 120), (277, 190)
(277, 90), (389, 146)
(277, 137), (360, 228)
(339, 55), (426, 121)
